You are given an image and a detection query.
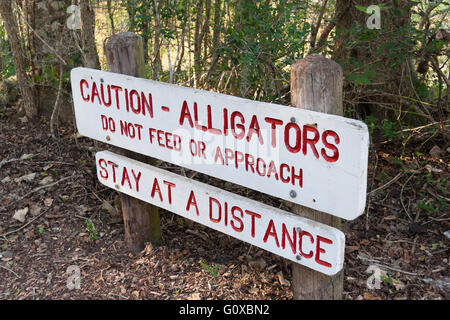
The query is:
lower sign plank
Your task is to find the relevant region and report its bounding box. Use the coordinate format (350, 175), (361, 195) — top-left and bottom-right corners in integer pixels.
(96, 150), (345, 275)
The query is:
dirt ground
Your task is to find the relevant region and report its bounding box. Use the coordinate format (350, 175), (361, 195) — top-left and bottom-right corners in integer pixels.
(0, 107), (448, 300)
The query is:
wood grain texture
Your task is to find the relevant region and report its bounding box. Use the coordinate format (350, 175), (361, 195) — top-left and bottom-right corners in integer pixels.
(105, 32), (161, 252)
(290, 54), (344, 300)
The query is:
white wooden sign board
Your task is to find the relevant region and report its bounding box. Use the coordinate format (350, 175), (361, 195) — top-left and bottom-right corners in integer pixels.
(96, 150), (345, 275)
(71, 67), (369, 220)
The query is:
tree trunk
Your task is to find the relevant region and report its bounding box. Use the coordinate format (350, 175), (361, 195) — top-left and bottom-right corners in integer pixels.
(151, 1), (162, 80)
(106, 0), (115, 34)
(200, 0), (211, 70)
(0, 42), (2, 80)
(141, 2), (150, 62)
(21, 0), (34, 75)
(80, 0), (100, 69)
(193, 0), (204, 86)
(22, 0), (74, 123)
(233, 0), (252, 97)
(125, 0), (137, 32)
(203, 0), (221, 86)
(0, 0), (37, 119)
(334, 0), (414, 120)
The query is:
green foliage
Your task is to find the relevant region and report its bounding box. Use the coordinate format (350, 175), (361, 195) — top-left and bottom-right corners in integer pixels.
(416, 174), (449, 214)
(51, 168), (59, 177)
(417, 197), (437, 214)
(85, 218), (99, 241)
(346, 66), (375, 85)
(1, 0), (446, 139)
(436, 177), (448, 193)
(431, 241), (446, 251)
(387, 156), (403, 166)
(376, 171), (391, 184)
(344, 107), (355, 118)
(365, 115), (378, 136)
(425, 172), (433, 184)
(380, 274), (394, 286)
(199, 261), (219, 278)
(0, 25), (14, 78)
(354, 5), (368, 13)
(339, 1), (449, 131)
(378, 120), (398, 140)
(364, 116), (401, 141)
(219, 0), (310, 102)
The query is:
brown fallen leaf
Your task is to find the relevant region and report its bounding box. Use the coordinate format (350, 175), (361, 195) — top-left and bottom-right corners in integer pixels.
(20, 153), (34, 160)
(1, 176), (11, 183)
(13, 207), (29, 223)
(44, 198), (54, 207)
(404, 249), (411, 264)
(346, 245), (360, 252)
(364, 292), (381, 300)
(102, 199), (122, 222)
(19, 116), (28, 123)
(383, 214), (397, 221)
(393, 279), (406, 291)
(248, 258), (267, 270)
(425, 164), (442, 173)
(142, 243), (153, 256)
(429, 145), (443, 159)
(14, 172), (37, 183)
(135, 257), (148, 265)
(277, 271), (290, 287)
(248, 287), (259, 294)
(39, 176), (54, 186)
(187, 292), (201, 300)
(29, 204), (42, 216)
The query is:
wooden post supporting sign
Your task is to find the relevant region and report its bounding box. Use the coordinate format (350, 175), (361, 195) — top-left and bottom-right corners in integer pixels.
(290, 54), (344, 299)
(105, 32), (161, 252)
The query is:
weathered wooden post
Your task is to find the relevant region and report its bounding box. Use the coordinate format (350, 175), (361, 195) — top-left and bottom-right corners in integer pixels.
(290, 54), (344, 299)
(105, 32), (161, 252)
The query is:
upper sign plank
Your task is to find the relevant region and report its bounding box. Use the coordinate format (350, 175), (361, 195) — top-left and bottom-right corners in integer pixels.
(71, 67), (369, 220)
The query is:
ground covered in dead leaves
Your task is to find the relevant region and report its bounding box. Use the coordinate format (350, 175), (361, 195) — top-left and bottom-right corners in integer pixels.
(0, 110), (448, 300)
